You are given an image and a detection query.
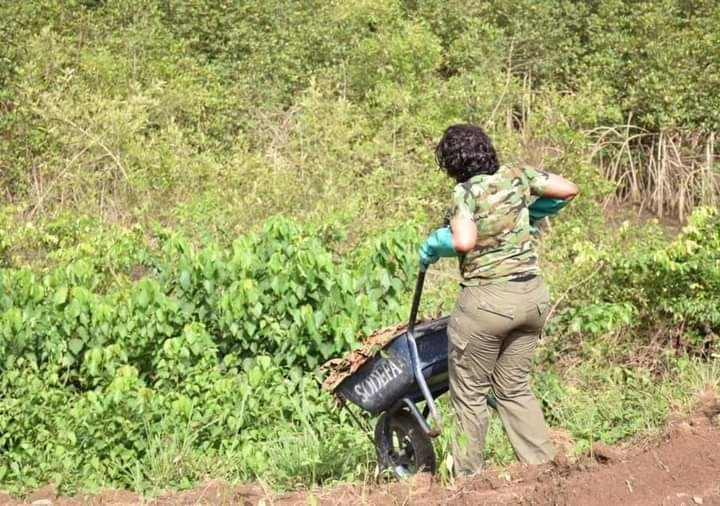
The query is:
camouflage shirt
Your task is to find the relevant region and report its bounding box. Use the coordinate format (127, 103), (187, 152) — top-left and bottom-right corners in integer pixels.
(450, 164), (550, 286)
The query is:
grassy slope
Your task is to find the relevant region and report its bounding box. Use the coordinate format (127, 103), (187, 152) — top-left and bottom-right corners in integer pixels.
(0, 0), (718, 497)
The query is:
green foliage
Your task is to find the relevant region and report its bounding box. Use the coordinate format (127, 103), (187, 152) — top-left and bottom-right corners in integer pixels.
(1, 0), (718, 497)
(646, 207), (720, 331)
(561, 302), (635, 337)
(550, 207), (720, 358)
(475, 0), (720, 130)
(0, 0), (623, 232)
(536, 364), (675, 453)
(0, 217), (420, 494)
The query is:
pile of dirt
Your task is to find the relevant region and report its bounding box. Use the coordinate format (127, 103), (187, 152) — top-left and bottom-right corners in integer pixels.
(320, 316), (440, 393)
(319, 321), (409, 392)
(4, 399), (720, 505)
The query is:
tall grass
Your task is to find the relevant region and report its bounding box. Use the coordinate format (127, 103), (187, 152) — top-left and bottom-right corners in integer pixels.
(590, 125), (719, 220)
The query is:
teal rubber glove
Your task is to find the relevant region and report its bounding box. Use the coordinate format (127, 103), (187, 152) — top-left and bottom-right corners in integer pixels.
(419, 227), (458, 268)
(529, 197), (568, 223)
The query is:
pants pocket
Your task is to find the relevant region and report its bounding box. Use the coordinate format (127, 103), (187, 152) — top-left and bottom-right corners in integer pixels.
(531, 300), (550, 339)
(466, 296), (517, 337)
(477, 300), (515, 320)
(448, 310), (470, 352)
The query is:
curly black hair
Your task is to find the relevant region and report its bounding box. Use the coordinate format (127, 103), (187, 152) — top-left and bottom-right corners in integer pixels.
(435, 124), (499, 182)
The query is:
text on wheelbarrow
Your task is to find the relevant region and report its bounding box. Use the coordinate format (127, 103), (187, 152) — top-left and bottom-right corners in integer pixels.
(353, 359), (404, 404)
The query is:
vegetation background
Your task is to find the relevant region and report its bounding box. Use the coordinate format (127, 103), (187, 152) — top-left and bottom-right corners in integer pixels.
(0, 0), (719, 496)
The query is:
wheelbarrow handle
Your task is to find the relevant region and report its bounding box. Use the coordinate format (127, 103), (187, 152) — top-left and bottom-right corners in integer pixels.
(407, 268), (425, 336)
(406, 267), (442, 437)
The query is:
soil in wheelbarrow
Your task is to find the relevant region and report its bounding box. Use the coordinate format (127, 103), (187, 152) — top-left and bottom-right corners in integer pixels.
(6, 394), (720, 506)
(320, 320), (428, 393)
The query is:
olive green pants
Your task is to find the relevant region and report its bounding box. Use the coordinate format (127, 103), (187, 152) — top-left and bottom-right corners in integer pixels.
(447, 276), (555, 475)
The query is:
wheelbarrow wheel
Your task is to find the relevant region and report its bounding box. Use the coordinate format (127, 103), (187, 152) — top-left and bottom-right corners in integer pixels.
(374, 410), (436, 478)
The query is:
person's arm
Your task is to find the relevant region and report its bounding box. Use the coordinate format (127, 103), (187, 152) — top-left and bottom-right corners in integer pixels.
(449, 183), (477, 253)
(525, 167), (579, 229)
(525, 165), (579, 200)
(539, 172), (579, 200)
(419, 184), (477, 266)
(451, 216), (476, 253)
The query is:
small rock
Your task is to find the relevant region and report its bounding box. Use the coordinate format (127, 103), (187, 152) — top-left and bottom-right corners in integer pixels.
(588, 442), (622, 464)
(677, 421), (693, 432)
(693, 497), (704, 505)
(549, 427), (576, 457)
(697, 390), (720, 419)
(31, 500), (52, 506)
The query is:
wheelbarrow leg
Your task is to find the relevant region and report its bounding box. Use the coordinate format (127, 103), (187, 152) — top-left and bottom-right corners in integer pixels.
(406, 268), (443, 437)
(401, 398), (432, 434)
(338, 397), (375, 444)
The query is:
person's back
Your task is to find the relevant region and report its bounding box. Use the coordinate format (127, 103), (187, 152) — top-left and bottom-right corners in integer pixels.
(451, 164), (553, 286)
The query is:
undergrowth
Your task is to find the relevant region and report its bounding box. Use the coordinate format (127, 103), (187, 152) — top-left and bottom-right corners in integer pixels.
(0, 208), (718, 496)
(1, 0), (719, 498)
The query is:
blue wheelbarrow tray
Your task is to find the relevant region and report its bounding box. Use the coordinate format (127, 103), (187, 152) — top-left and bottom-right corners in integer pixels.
(334, 316), (450, 418)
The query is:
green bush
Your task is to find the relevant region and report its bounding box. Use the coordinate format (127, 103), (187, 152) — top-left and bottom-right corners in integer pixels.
(473, 0), (720, 130)
(0, 217), (420, 493)
(547, 206), (720, 359)
(1, 0), (719, 497)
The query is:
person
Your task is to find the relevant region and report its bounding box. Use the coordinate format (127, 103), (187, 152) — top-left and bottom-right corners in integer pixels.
(419, 123), (579, 475)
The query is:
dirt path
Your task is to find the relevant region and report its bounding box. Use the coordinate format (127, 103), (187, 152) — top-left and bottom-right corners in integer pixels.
(3, 400), (719, 506)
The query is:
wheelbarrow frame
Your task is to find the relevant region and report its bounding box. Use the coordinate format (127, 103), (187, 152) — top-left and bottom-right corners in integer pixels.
(333, 269), (444, 435)
(334, 268), (497, 448)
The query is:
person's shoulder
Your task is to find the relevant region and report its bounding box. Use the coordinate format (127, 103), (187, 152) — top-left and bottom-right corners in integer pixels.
(517, 164), (549, 180)
(454, 176), (481, 197)
(500, 163), (535, 175)
(491, 164), (527, 188)
(452, 180), (477, 215)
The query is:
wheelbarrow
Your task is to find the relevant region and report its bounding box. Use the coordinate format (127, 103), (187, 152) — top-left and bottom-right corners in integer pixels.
(332, 268), (497, 477)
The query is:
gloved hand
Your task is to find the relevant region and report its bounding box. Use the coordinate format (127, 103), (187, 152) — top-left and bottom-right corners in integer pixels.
(528, 197), (568, 224)
(419, 227), (458, 268)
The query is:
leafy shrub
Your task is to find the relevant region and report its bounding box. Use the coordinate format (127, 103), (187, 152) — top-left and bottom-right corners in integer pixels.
(0, 216), (420, 493)
(548, 206), (720, 359)
(1, 0), (718, 496)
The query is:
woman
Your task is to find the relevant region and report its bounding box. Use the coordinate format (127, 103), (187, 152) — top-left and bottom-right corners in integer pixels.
(419, 123), (578, 475)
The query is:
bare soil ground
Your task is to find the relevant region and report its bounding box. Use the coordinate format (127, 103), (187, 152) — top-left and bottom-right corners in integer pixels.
(3, 397), (719, 506)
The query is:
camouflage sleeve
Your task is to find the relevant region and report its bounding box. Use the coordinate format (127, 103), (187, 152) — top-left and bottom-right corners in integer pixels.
(522, 166), (551, 196)
(451, 183), (476, 222)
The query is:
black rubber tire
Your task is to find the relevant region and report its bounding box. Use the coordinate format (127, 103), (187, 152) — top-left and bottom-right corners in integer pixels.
(374, 410), (436, 478)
